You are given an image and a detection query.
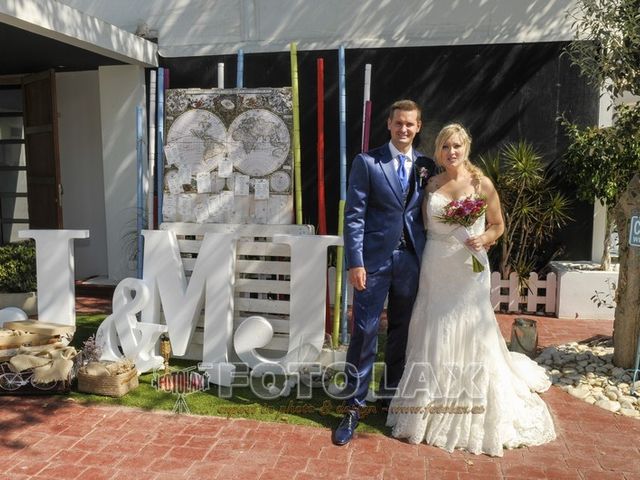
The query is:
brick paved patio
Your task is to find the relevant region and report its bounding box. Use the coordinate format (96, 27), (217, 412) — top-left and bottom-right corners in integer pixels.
(0, 297), (637, 479)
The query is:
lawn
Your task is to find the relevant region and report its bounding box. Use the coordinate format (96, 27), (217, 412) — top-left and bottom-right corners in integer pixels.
(69, 315), (390, 435)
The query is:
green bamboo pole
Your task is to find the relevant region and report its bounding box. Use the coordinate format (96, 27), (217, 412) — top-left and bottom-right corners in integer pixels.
(290, 42), (303, 225)
(332, 200), (346, 348)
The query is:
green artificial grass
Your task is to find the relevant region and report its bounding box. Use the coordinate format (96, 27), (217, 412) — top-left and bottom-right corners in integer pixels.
(69, 315), (390, 435)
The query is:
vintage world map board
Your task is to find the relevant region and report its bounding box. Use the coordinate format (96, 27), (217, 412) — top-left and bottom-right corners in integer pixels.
(163, 88), (294, 224)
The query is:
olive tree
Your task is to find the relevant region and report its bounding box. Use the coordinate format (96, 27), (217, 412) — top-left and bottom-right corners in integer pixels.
(564, 0), (640, 368)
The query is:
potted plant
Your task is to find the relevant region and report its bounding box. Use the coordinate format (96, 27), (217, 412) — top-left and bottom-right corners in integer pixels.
(0, 240), (37, 315)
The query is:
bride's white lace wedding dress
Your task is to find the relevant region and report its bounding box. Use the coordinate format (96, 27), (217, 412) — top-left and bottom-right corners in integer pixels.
(386, 191), (556, 457)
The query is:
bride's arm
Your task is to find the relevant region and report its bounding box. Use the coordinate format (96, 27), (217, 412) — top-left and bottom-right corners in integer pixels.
(479, 176), (504, 245)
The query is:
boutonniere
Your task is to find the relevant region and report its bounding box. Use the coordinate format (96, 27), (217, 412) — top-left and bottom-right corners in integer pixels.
(416, 165), (430, 189)
(414, 156), (434, 189)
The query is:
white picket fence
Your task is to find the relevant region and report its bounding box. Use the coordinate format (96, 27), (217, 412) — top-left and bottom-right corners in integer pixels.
(490, 272), (556, 314)
(329, 268), (557, 314)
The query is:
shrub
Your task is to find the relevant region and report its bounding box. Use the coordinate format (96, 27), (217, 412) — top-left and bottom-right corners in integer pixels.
(0, 240), (37, 293)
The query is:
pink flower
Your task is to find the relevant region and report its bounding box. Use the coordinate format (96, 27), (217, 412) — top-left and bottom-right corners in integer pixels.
(436, 194), (487, 228)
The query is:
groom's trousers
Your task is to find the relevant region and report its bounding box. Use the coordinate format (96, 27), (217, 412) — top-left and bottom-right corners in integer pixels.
(345, 247), (420, 408)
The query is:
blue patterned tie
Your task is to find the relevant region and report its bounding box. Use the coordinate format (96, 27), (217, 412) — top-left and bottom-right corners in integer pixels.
(397, 154), (408, 191)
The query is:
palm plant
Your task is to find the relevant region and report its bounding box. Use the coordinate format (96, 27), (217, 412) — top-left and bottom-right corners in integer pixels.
(479, 142), (572, 279)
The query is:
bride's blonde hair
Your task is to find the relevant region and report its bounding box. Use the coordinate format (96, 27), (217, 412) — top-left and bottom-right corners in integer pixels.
(434, 123), (483, 186)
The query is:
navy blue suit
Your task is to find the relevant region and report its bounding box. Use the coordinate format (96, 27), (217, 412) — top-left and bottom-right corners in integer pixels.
(344, 143), (436, 407)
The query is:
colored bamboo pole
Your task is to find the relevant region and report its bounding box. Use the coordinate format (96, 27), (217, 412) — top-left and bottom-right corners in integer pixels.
(363, 100), (372, 152)
(156, 68), (165, 225)
(136, 105), (144, 278)
(317, 57), (332, 335)
(217, 63), (224, 88)
(361, 64), (372, 149)
(332, 202), (346, 348)
(290, 42), (303, 225)
(317, 58), (327, 235)
(333, 45), (348, 347)
(147, 69), (156, 229)
(237, 49), (244, 87)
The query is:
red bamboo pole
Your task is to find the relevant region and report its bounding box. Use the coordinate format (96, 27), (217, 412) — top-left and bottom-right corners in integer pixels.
(316, 58), (332, 335)
(362, 100), (372, 152)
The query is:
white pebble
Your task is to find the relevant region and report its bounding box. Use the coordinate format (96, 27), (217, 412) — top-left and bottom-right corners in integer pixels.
(595, 399), (621, 413)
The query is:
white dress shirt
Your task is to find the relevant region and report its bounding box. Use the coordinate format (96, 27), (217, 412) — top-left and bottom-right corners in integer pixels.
(388, 142), (413, 180)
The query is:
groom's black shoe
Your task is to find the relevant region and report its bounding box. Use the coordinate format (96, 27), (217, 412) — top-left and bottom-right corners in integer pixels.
(332, 409), (360, 446)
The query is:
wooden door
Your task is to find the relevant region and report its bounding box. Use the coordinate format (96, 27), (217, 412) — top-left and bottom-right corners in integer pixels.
(22, 70), (62, 229)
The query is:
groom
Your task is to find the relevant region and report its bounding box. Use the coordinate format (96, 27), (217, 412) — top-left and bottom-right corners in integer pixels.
(333, 99), (436, 446)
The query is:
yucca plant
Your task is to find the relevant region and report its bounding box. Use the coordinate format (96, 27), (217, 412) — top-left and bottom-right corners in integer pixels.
(479, 141), (572, 280)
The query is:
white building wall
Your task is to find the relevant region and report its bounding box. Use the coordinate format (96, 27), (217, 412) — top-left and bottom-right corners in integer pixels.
(58, 0), (578, 56)
(56, 70), (108, 280)
(98, 65), (146, 282)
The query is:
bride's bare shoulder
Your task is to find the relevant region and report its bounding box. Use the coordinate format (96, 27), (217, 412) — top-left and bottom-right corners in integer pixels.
(478, 175), (497, 194)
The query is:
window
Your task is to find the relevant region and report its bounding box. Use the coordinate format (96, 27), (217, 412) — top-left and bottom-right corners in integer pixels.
(0, 84), (28, 244)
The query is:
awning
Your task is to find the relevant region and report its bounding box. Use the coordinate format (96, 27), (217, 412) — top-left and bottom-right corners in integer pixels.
(0, 0), (157, 69)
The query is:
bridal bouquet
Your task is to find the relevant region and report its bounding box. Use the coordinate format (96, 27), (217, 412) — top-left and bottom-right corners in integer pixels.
(436, 195), (488, 272)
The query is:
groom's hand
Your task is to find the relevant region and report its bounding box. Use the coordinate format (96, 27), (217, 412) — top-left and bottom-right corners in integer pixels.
(348, 267), (367, 291)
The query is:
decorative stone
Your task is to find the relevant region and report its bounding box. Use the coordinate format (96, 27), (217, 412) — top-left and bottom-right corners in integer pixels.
(619, 395), (637, 405)
(536, 341), (640, 420)
(593, 392), (607, 401)
(595, 399), (621, 413)
(568, 386), (591, 400)
(611, 367), (626, 378)
(605, 391), (619, 401)
(619, 408), (640, 418)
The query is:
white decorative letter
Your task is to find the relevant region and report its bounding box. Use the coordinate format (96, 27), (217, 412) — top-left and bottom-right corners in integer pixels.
(19, 229), (89, 326)
(96, 278), (167, 373)
(234, 234), (342, 374)
(141, 230), (237, 385)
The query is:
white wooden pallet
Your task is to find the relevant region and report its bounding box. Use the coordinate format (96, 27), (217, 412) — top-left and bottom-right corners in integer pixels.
(159, 222), (314, 360)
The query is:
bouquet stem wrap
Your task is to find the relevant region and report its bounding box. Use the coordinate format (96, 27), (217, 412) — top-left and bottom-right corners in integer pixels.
(451, 226), (489, 273)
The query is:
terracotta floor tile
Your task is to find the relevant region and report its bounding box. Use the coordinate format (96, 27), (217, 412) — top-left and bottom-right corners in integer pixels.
(543, 467), (582, 480)
(501, 464), (547, 478)
(579, 470), (626, 480)
(384, 466), (428, 480)
(305, 458), (350, 477)
(348, 461), (386, 479)
(428, 457), (469, 473)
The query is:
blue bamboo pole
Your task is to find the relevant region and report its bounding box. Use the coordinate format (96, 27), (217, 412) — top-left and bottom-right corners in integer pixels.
(237, 49), (244, 88)
(156, 68), (165, 224)
(338, 46), (349, 345)
(136, 105), (144, 278)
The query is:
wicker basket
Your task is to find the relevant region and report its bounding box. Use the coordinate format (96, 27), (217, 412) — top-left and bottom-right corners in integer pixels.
(77, 362), (138, 397)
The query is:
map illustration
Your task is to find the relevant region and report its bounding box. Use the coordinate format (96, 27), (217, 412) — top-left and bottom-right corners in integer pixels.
(163, 88), (293, 225)
(228, 110), (290, 176)
(166, 109), (226, 173)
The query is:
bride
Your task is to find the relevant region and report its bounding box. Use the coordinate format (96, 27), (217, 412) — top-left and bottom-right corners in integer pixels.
(386, 123), (556, 456)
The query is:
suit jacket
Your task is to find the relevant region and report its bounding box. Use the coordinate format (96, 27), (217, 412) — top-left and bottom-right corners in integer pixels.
(344, 144), (437, 272)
